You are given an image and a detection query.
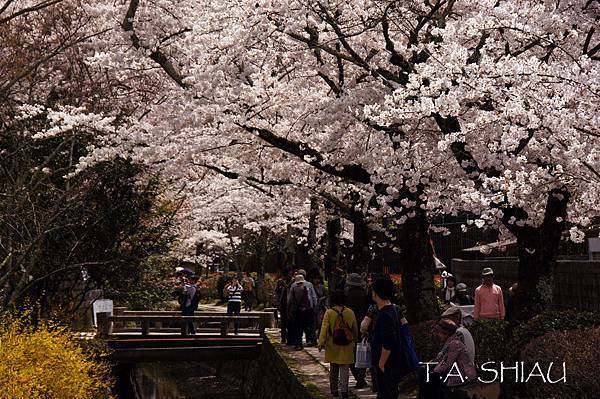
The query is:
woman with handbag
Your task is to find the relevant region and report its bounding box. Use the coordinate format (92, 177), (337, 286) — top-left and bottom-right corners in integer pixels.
(370, 278), (420, 399)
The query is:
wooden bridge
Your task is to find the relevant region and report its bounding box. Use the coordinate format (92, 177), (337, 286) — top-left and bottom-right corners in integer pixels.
(97, 308), (278, 362)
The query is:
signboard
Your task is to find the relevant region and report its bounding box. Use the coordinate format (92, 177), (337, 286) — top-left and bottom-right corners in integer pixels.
(92, 299), (113, 326)
(589, 238), (600, 252)
(589, 238), (600, 260)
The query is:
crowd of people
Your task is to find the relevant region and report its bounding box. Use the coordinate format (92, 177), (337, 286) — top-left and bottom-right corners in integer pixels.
(443, 267), (514, 322)
(275, 269), (422, 398)
(175, 265), (514, 398)
(274, 266), (515, 399)
(175, 271), (257, 336)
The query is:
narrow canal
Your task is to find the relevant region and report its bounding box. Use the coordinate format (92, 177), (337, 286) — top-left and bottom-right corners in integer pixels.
(115, 362), (246, 399)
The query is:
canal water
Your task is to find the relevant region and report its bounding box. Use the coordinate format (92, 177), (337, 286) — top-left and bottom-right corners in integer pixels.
(115, 362), (245, 399)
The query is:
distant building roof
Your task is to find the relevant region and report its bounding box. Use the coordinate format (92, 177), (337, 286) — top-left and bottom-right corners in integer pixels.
(462, 239), (517, 253)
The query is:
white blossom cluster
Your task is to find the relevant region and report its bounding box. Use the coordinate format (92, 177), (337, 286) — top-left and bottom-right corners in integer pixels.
(12, 0), (597, 258)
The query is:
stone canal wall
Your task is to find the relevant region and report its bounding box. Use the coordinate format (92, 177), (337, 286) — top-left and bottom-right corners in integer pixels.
(216, 335), (316, 399)
(115, 333), (318, 398)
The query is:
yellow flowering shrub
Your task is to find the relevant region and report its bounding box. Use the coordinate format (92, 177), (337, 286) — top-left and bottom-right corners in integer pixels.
(0, 316), (112, 399)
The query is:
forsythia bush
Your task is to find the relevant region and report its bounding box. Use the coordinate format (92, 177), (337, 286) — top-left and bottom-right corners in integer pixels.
(0, 317), (112, 399)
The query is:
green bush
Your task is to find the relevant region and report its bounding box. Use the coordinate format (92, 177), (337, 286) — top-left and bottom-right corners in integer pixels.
(512, 310), (600, 354)
(410, 320), (443, 361)
(469, 319), (512, 364)
(520, 327), (600, 399)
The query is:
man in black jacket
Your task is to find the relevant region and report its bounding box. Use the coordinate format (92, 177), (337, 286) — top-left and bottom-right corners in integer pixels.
(275, 268), (293, 344)
(371, 278), (406, 399)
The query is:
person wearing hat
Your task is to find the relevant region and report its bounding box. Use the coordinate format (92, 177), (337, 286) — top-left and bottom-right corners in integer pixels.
(344, 273), (369, 389)
(441, 306), (475, 364)
(181, 275), (200, 334)
(454, 283), (474, 306)
(288, 269), (318, 346)
(288, 274), (313, 350)
(418, 319), (477, 399)
(473, 267), (505, 320)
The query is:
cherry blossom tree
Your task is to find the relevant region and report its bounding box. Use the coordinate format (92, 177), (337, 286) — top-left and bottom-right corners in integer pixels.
(77, 0), (600, 321)
(364, 0), (600, 319)
(83, 0), (449, 320)
(0, 0), (184, 314)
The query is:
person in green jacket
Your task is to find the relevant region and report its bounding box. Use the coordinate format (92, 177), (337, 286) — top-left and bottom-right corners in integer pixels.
(318, 290), (359, 398)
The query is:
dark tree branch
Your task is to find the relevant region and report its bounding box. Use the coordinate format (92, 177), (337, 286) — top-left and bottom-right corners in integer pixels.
(467, 32), (489, 64)
(511, 128), (535, 156)
(315, 190), (364, 223)
(193, 162), (292, 198)
(382, 5), (411, 83)
(586, 41), (600, 58)
(583, 27), (594, 55)
(409, 0), (446, 46)
(159, 27), (192, 45)
(196, 161), (365, 224)
(317, 71), (340, 95)
(282, 18), (401, 86)
(0, 0), (62, 25)
(574, 126), (600, 138)
(0, 0), (15, 16)
(316, 2), (369, 69)
(582, 160), (600, 181)
(305, 25), (325, 65)
(336, 43), (345, 91)
(237, 124), (372, 184)
(511, 38), (541, 57)
(122, 0), (189, 89)
(196, 162), (291, 186)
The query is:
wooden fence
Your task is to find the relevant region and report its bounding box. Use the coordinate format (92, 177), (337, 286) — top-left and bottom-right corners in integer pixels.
(451, 258), (600, 312)
(97, 310), (276, 339)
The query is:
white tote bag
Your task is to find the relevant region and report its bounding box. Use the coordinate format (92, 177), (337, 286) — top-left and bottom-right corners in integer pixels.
(354, 338), (371, 369)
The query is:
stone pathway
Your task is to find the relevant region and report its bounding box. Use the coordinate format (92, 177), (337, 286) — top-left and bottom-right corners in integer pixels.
(203, 302), (417, 398)
(270, 333), (417, 399)
(302, 344), (378, 399)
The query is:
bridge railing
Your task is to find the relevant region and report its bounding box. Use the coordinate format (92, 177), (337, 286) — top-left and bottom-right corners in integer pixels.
(97, 312), (273, 339)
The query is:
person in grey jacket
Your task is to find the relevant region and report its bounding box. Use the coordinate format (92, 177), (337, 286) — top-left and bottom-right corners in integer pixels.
(288, 269), (318, 346)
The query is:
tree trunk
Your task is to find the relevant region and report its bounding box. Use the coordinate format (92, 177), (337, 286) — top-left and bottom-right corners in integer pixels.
(398, 210), (440, 322)
(307, 197), (319, 248)
(305, 196), (319, 274)
(513, 188), (569, 321)
(283, 224), (297, 269)
(351, 219), (370, 273)
(257, 228), (268, 276)
(324, 215), (342, 288)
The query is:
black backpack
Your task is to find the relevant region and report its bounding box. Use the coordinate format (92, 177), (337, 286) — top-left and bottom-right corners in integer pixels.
(298, 286), (312, 311)
(331, 307), (353, 346)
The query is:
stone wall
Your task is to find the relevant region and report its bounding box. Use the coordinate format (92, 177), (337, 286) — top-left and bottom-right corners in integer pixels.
(117, 338), (314, 399)
(216, 337), (315, 399)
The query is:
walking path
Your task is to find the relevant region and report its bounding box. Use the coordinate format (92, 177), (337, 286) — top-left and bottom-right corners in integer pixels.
(270, 333), (376, 399)
(269, 332), (418, 399)
(202, 302), (417, 398)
